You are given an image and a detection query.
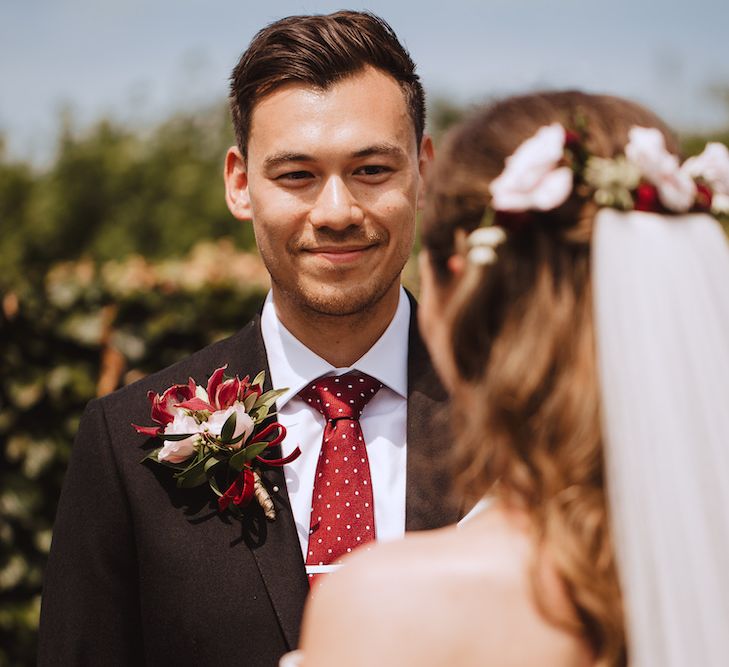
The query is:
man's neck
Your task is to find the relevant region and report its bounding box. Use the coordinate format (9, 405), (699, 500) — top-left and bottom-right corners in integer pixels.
(271, 286), (401, 368)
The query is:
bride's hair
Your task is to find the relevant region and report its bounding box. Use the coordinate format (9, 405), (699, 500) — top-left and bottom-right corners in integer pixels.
(421, 91), (677, 666)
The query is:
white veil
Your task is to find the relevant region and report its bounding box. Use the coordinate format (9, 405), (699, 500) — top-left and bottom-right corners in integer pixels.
(593, 209), (729, 666)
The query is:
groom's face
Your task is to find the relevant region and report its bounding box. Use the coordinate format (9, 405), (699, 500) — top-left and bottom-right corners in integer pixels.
(225, 66), (431, 319)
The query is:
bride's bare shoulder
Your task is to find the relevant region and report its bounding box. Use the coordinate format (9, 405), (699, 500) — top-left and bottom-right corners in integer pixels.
(300, 507), (593, 666)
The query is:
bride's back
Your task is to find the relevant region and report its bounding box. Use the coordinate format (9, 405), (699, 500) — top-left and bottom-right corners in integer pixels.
(301, 505), (593, 666)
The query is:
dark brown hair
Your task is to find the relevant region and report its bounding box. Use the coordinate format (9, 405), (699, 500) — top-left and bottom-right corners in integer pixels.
(229, 10), (425, 156)
(421, 91), (679, 666)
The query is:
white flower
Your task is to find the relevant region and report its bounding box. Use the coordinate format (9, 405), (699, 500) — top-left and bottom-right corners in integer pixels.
(681, 142), (729, 196)
(712, 193), (729, 215)
(489, 123), (573, 212)
(625, 127), (696, 212)
(204, 402), (255, 447)
(159, 414), (202, 463)
(467, 226), (507, 266)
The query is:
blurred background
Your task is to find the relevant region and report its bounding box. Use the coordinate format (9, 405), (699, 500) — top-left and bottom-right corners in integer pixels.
(2, 1), (728, 663)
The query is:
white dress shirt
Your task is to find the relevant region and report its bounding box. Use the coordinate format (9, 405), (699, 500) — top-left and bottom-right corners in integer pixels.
(260, 288), (410, 561)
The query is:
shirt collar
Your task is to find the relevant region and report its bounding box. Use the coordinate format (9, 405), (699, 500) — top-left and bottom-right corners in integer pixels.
(260, 287), (410, 408)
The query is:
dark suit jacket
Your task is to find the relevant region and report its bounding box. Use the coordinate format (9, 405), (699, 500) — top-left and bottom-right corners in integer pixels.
(38, 307), (457, 666)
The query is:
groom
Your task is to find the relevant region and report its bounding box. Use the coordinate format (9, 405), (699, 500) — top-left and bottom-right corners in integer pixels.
(38, 11), (457, 667)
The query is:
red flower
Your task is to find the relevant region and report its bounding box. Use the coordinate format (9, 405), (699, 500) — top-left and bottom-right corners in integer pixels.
(634, 183), (660, 212)
(493, 210), (535, 230)
(133, 381), (195, 437)
(219, 468), (255, 511)
(174, 365), (262, 413)
(564, 130), (581, 149)
(695, 183), (713, 211)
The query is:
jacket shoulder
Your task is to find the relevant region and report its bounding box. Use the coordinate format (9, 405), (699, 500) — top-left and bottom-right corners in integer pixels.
(97, 316), (267, 423)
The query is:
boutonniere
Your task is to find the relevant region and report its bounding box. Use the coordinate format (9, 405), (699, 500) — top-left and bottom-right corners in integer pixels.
(133, 365), (300, 520)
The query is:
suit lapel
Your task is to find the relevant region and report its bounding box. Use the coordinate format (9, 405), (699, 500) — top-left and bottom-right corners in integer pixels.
(232, 317), (309, 650)
(405, 296), (460, 530)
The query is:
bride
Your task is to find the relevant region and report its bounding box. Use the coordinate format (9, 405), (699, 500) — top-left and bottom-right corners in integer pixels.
(289, 91), (729, 666)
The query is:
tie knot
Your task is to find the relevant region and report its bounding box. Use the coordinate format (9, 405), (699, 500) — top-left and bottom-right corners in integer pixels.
(298, 371), (383, 422)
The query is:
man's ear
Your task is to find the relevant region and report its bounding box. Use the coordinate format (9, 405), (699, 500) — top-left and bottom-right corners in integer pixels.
(224, 146), (252, 221)
(416, 134), (435, 210)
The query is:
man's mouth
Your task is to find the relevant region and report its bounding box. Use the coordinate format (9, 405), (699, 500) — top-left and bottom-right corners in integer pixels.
(303, 244), (376, 264)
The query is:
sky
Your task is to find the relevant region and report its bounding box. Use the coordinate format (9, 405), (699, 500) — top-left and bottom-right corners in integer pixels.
(2, 0), (729, 165)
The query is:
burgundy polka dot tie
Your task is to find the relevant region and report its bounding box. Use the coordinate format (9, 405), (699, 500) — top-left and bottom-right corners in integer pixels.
(298, 371), (383, 580)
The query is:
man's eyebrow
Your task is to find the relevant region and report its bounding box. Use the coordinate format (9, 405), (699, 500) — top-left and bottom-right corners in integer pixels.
(351, 143), (406, 159)
(263, 152), (313, 170)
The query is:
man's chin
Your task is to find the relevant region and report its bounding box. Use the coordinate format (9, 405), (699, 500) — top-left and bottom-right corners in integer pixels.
(283, 281), (399, 318)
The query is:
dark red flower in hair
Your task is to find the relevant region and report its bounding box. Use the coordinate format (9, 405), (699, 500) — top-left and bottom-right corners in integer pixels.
(564, 130), (581, 149)
(695, 183), (713, 211)
(634, 183), (660, 212)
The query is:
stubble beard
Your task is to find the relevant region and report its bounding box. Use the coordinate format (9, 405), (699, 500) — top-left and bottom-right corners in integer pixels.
(272, 262), (404, 319)
(266, 227), (408, 319)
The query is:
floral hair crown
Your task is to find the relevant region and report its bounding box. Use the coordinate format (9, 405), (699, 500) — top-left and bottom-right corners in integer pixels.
(467, 122), (729, 265)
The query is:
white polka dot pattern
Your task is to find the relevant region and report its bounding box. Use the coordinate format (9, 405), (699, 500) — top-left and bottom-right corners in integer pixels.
(298, 371), (382, 580)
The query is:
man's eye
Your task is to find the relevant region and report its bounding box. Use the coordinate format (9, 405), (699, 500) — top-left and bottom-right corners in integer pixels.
(278, 171), (313, 181)
(355, 165), (390, 176)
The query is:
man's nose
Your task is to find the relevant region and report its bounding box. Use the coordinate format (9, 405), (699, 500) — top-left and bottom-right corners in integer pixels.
(309, 176), (364, 229)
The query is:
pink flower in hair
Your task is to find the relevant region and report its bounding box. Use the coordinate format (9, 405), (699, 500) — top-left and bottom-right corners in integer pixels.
(489, 123), (573, 212)
(625, 127), (696, 212)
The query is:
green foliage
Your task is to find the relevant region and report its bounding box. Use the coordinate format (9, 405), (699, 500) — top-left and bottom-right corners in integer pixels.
(0, 103), (255, 293)
(0, 245), (267, 666)
(427, 97), (469, 141)
(681, 129), (729, 157)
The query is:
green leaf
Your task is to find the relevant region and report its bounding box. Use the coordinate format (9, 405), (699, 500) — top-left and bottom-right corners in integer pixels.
(243, 393), (257, 413)
(141, 447), (163, 463)
(220, 412), (236, 444)
(251, 370), (266, 388)
(226, 432), (247, 446)
(254, 388), (286, 411)
(251, 405), (269, 423)
(159, 432), (196, 442)
(175, 452), (213, 488)
(228, 447), (250, 472)
(208, 475), (224, 498)
(242, 440), (270, 461)
(179, 471), (208, 488)
(228, 440), (269, 471)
